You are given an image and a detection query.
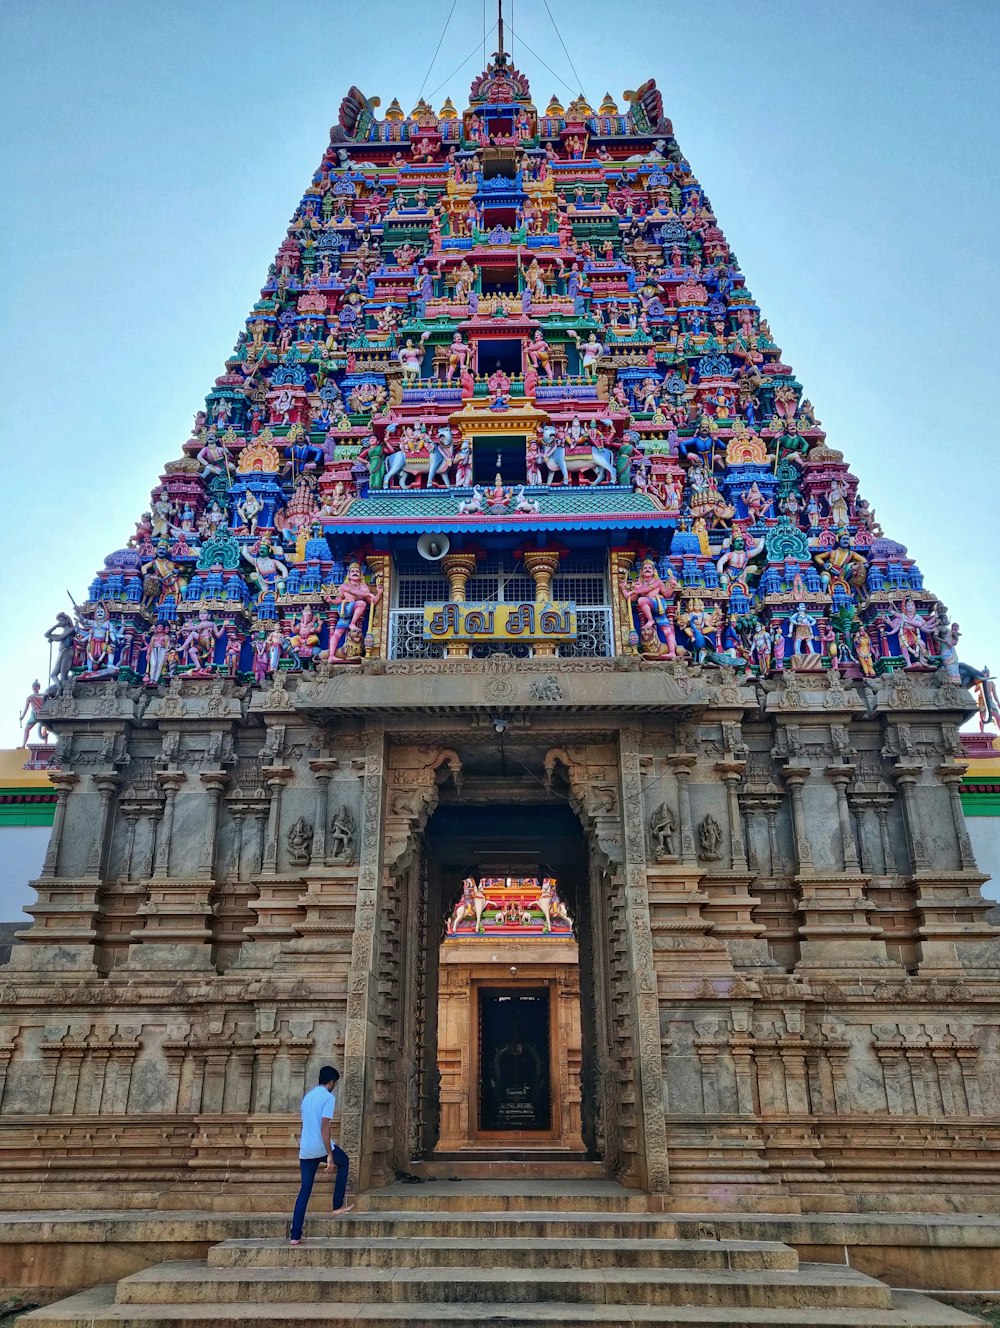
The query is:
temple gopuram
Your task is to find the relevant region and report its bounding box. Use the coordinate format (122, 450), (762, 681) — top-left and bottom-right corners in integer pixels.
(5, 32), (1000, 1317)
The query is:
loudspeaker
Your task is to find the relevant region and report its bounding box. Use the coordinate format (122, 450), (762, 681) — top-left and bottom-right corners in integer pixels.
(416, 532), (450, 561)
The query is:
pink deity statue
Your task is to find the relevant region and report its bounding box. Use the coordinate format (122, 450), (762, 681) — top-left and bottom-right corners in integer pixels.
(324, 562), (383, 660)
(619, 560), (679, 657)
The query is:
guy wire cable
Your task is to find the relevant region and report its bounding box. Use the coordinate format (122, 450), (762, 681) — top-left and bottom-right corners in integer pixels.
(417, 0), (458, 103)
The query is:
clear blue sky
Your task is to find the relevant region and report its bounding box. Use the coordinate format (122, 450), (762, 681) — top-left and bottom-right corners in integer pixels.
(0, 0), (998, 746)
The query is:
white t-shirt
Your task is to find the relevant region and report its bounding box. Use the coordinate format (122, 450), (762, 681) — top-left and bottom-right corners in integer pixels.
(299, 1083), (336, 1159)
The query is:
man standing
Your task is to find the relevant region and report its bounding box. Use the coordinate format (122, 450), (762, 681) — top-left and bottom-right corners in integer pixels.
(289, 1065), (352, 1244)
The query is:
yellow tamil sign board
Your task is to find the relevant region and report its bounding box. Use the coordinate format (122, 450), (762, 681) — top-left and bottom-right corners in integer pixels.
(423, 602), (577, 642)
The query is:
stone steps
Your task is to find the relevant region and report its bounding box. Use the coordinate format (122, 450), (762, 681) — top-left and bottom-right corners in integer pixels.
(405, 1158), (604, 1180)
(19, 1196), (986, 1328)
(353, 1180), (653, 1213)
(111, 1259), (899, 1308)
(22, 1285), (985, 1327)
(207, 1234), (798, 1271)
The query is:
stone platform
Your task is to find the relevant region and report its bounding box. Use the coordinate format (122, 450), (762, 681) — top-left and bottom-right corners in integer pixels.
(4, 1185), (998, 1323)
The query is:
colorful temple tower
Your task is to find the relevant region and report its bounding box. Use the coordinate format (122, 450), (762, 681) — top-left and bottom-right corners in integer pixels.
(6, 41), (1000, 1221)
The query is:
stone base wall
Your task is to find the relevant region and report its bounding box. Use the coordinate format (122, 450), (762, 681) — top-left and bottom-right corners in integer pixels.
(1, 661), (999, 1211)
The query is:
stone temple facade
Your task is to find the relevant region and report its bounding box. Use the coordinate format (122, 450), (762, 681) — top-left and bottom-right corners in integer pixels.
(4, 47), (1000, 1217)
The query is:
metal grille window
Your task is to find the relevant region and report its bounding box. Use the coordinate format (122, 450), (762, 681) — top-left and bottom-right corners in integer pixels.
(389, 553), (613, 660)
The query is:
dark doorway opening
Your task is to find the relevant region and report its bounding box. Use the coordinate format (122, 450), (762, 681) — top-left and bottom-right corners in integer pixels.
(479, 987), (552, 1131)
(477, 338), (523, 378)
(473, 436), (527, 486)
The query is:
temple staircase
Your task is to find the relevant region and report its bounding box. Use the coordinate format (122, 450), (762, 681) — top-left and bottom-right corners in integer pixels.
(22, 1183), (984, 1328)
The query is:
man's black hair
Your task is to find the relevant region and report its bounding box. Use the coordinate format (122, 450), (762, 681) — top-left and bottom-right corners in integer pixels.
(318, 1065), (340, 1086)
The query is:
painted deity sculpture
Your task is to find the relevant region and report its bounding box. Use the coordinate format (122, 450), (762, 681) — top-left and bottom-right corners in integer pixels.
(19, 681), (48, 747)
(620, 560), (679, 658)
(323, 562), (382, 660)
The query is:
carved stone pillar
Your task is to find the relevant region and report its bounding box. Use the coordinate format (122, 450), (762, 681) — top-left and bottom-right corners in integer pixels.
(782, 765), (813, 871)
(197, 770), (228, 878)
(339, 737), (459, 1190)
(892, 764), (928, 872)
(41, 773), (79, 877)
(671, 754), (698, 865)
(308, 759), (336, 864)
(874, 800), (895, 876)
(262, 766), (293, 871)
(716, 763), (748, 872)
(0, 1033), (17, 1110)
(827, 766), (860, 872)
(617, 728), (670, 1192)
(938, 763), (977, 871)
(152, 770), (185, 877)
(523, 550), (561, 657)
(440, 552), (479, 658)
(86, 775), (120, 877)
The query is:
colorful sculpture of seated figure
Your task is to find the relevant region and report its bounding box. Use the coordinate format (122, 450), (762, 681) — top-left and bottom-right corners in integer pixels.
(619, 559), (679, 658)
(323, 561), (382, 660)
(179, 610), (223, 674)
(242, 541), (289, 599)
(815, 532), (867, 594)
(678, 419), (715, 463)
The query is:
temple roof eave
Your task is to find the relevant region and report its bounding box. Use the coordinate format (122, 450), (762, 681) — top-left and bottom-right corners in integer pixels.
(320, 513), (677, 538)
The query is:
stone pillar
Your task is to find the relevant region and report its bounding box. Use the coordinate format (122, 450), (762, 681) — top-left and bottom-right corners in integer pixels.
(827, 766), (860, 872)
(717, 764), (748, 872)
(121, 809), (141, 881)
(262, 766), (292, 871)
(892, 764), (928, 872)
(0, 1033), (17, 1110)
(782, 765), (813, 871)
(671, 754), (698, 865)
(617, 728), (670, 1192)
(308, 759), (336, 864)
(85, 775), (120, 877)
(197, 771), (228, 878)
(523, 549), (560, 657)
(339, 729), (388, 1188)
(251, 1040), (279, 1113)
(765, 803), (782, 876)
(40, 773), (78, 878)
(938, 763), (977, 871)
(152, 770), (185, 877)
(440, 552), (479, 659)
(706, 761), (767, 956)
(874, 800), (895, 876)
(896, 764), (997, 972)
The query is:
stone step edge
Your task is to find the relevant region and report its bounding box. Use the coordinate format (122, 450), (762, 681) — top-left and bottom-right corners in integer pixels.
(20, 1285), (986, 1327)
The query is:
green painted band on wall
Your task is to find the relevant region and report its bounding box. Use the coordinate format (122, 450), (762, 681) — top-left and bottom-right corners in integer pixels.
(0, 807), (55, 827)
(960, 793), (1000, 817)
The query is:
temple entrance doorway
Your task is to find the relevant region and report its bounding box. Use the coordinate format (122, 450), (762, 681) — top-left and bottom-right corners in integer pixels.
(414, 799), (595, 1163)
(478, 987), (552, 1132)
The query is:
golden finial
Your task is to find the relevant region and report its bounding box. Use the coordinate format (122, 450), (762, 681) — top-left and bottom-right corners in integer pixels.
(384, 97), (405, 122)
(598, 91), (618, 115)
(438, 95), (459, 120)
(545, 94), (564, 117)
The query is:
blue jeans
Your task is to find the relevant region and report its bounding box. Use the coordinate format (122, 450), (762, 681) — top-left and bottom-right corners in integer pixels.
(290, 1145), (349, 1239)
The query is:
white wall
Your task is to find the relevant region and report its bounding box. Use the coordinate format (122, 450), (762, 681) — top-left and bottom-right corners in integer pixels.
(0, 826), (46, 921)
(965, 817), (1000, 903)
